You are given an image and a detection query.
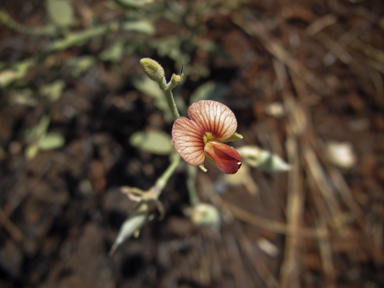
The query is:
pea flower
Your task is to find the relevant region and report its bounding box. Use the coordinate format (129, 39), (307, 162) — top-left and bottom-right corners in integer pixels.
(172, 100), (242, 174)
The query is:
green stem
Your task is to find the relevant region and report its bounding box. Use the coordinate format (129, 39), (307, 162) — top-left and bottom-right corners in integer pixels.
(0, 10), (56, 36)
(158, 72), (182, 120)
(163, 88), (180, 120)
(154, 153), (180, 196)
(49, 25), (110, 52)
(186, 164), (200, 205)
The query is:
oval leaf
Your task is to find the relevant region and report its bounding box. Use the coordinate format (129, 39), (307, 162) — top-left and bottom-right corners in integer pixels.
(40, 80), (66, 102)
(45, 0), (74, 28)
(109, 210), (148, 255)
(132, 77), (163, 100)
(122, 20), (155, 35)
(66, 56), (96, 77)
(130, 131), (173, 155)
(25, 144), (40, 160)
(100, 41), (124, 62)
(38, 133), (65, 150)
(131, 77), (172, 122)
(116, 0), (153, 8)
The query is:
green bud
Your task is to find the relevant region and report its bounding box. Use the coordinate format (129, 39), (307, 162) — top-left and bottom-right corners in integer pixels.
(237, 146), (291, 172)
(190, 203), (220, 228)
(140, 58), (165, 84)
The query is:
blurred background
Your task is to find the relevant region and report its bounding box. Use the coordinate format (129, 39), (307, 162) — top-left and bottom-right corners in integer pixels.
(0, 0), (383, 287)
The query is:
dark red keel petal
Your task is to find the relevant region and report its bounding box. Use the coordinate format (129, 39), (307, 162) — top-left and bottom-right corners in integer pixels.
(204, 141), (242, 174)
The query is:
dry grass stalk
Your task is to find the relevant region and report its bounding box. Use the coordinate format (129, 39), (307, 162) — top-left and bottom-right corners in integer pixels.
(235, 224), (280, 288)
(224, 201), (329, 239)
(231, 12), (327, 94)
(279, 126), (304, 288)
(313, 32), (353, 65)
(306, 14), (338, 36)
(317, 217), (336, 288)
(272, 58), (304, 288)
(224, 231), (247, 287)
(303, 146), (345, 231)
(350, 38), (384, 64)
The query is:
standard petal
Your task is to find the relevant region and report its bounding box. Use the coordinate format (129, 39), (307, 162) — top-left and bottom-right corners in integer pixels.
(172, 116), (205, 166)
(204, 141), (242, 174)
(188, 100), (238, 140)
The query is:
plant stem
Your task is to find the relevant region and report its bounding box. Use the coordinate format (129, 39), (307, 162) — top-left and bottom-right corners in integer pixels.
(0, 10), (56, 36)
(164, 89), (180, 120)
(159, 80), (180, 120)
(187, 164), (200, 205)
(154, 153), (180, 196)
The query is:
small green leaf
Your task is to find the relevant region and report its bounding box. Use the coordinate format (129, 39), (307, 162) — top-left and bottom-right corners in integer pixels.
(9, 88), (38, 106)
(40, 80), (66, 102)
(132, 77), (172, 122)
(189, 81), (229, 104)
(0, 58), (37, 87)
(150, 37), (189, 70)
(222, 132), (243, 142)
(66, 56), (96, 77)
(0, 10), (57, 36)
(130, 131), (173, 155)
(109, 209), (148, 255)
(36, 115), (51, 138)
(25, 143), (40, 160)
(115, 0), (153, 8)
(50, 26), (108, 51)
(100, 41), (124, 62)
(45, 0), (74, 28)
(151, 37), (181, 59)
(132, 77), (163, 99)
(38, 133), (65, 150)
(22, 115), (50, 141)
(0, 70), (18, 87)
(122, 20), (155, 35)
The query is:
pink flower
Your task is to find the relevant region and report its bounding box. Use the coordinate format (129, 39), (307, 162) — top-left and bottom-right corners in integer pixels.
(172, 100), (242, 174)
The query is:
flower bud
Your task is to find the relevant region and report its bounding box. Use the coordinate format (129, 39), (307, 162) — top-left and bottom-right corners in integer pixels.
(190, 203), (220, 228)
(140, 58), (165, 84)
(237, 146), (290, 172)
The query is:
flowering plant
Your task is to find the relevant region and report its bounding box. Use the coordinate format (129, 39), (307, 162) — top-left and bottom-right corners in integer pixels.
(172, 100), (242, 174)
(111, 58), (289, 254)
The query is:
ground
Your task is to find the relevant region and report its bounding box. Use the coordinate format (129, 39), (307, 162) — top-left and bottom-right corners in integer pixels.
(0, 0), (383, 287)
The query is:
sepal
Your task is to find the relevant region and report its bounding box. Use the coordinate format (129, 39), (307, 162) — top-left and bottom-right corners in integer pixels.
(222, 132), (243, 142)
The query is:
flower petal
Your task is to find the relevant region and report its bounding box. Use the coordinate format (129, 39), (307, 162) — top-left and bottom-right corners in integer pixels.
(172, 116), (205, 166)
(188, 100), (237, 140)
(204, 141), (242, 174)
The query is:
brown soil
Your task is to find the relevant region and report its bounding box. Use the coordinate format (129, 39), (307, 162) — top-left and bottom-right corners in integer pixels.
(0, 0), (383, 287)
